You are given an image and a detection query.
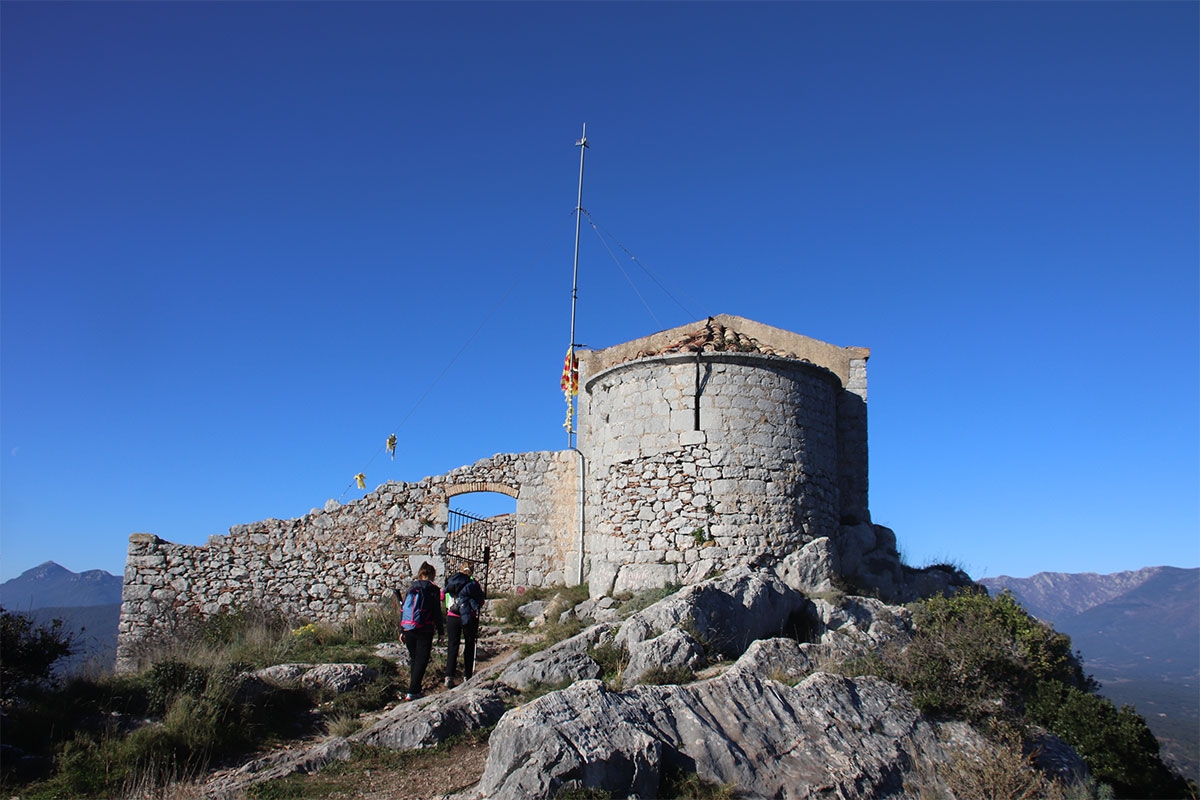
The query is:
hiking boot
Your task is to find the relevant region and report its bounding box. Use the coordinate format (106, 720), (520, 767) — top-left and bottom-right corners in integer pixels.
(445, 677), (455, 688)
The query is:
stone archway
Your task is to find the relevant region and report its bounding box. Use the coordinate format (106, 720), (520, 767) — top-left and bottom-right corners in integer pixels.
(444, 482), (519, 592)
(445, 481), (519, 499)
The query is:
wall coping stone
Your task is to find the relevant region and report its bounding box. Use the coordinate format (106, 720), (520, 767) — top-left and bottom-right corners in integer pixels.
(583, 351), (844, 395)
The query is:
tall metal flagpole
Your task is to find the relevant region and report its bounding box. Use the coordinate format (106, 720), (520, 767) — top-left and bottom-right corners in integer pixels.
(566, 123), (588, 448)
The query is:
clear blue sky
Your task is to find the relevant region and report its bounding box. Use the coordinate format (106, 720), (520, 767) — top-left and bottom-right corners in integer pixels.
(2, 1), (1197, 583)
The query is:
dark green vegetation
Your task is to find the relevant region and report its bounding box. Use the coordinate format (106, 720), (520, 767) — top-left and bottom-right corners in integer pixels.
(852, 590), (1196, 800)
(0, 605), (411, 799)
(0, 607), (75, 701)
(553, 765), (735, 800)
(490, 582), (590, 629)
(980, 567), (1200, 784)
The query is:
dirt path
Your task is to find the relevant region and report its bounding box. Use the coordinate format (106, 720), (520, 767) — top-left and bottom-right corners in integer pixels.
(206, 629), (534, 799)
(284, 733), (490, 800)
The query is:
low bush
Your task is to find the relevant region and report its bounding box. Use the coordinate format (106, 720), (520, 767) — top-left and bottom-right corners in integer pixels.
(0, 608), (74, 701)
(849, 589), (1192, 799)
(615, 582), (682, 617)
(658, 764), (736, 799)
(519, 616), (584, 657)
(638, 664), (695, 686)
(0, 604), (409, 799)
(555, 787), (612, 800)
(492, 583), (590, 630)
(587, 641), (629, 690)
(905, 725), (1087, 800)
(1028, 681), (1193, 799)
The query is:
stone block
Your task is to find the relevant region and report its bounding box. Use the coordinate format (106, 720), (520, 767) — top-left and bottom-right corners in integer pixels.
(613, 562), (678, 596)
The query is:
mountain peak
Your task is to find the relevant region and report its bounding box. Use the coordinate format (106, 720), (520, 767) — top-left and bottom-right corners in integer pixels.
(979, 567), (1184, 624)
(0, 562), (122, 611)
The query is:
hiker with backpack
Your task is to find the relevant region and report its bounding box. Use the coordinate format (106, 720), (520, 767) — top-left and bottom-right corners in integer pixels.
(442, 568), (485, 687)
(398, 561), (443, 701)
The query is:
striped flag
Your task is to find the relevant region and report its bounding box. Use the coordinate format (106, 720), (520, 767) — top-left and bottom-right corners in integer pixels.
(560, 347), (579, 396)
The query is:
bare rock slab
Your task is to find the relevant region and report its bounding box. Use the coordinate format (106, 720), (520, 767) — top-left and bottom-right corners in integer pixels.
(478, 665), (976, 800)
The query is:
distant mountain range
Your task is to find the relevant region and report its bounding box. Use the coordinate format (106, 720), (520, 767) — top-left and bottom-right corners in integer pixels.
(0, 562), (124, 677)
(980, 566), (1199, 784)
(0, 560), (123, 610)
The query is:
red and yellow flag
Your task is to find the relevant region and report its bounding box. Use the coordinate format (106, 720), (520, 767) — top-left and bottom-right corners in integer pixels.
(560, 347), (579, 396)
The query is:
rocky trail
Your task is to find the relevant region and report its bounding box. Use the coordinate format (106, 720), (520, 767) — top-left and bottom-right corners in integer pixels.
(196, 547), (1084, 800)
(197, 627), (535, 800)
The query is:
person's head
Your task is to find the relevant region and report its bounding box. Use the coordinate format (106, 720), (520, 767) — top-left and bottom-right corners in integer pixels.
(417, 561), (436, 581)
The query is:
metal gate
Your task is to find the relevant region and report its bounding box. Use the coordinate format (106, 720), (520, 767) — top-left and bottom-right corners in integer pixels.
(446, 508), (492, 595)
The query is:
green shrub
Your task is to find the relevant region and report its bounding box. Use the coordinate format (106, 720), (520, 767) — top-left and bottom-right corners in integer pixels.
(344, 606), (403, 643)
(0, 608), (75, 701)
(616, 583), (682, 617)
(144, 659), (210, 715)
(19, 723), (209, 800)
(1028, 681), (1192, 799)
(1, 603), (404, 799)
(658, 763), (736, 799)
(849, 589), (1191, 800)
(638, 665), (695, 686)
(519, 616), (584, 657)
(556, 787), (612, 799)
(493, 584), (591, 630)
(587, 641), (629, 690)
(859, 589), (1088, 721)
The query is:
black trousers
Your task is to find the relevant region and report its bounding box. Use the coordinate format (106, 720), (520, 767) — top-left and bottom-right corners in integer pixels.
(404, 627), (435, 696)
(445, 615), (479, 680)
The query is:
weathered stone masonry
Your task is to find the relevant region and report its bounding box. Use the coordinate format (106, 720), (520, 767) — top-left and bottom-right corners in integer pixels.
(578, 354), (840, 594)
(117, 451), (576, 671)
(117, 315), (872, 670)
(576, 317), (868, 599)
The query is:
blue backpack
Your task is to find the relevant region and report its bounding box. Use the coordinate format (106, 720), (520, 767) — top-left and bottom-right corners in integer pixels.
(399, 584), (431, 631)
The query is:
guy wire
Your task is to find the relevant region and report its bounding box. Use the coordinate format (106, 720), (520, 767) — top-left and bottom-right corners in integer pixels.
(336, 211), (576, 501)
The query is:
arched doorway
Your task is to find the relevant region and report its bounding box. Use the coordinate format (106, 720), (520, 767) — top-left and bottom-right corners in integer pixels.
(446, 488), (517, 594)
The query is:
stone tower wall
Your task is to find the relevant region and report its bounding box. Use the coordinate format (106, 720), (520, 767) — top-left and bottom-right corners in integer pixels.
(577, 352), (844, 597)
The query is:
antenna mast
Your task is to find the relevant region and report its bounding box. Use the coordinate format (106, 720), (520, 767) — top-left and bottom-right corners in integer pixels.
(565, 123), (589, 448)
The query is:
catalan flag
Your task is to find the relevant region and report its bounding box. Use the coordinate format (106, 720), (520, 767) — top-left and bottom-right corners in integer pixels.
(560, 347), (579, 396)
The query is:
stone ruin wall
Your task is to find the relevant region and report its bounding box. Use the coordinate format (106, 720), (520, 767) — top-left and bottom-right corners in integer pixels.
(837, 355), (870, 522)
(117, 317), (878, 670)
(116, 450), (576, 672)
(578, 352), (858, 597)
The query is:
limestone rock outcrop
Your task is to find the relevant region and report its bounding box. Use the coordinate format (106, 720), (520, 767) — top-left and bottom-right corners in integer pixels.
(479, 670), (979, 800)
(253, 662), (379, 695)
(202, 561), (1082, 800)
(497, 623), (615, 692)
